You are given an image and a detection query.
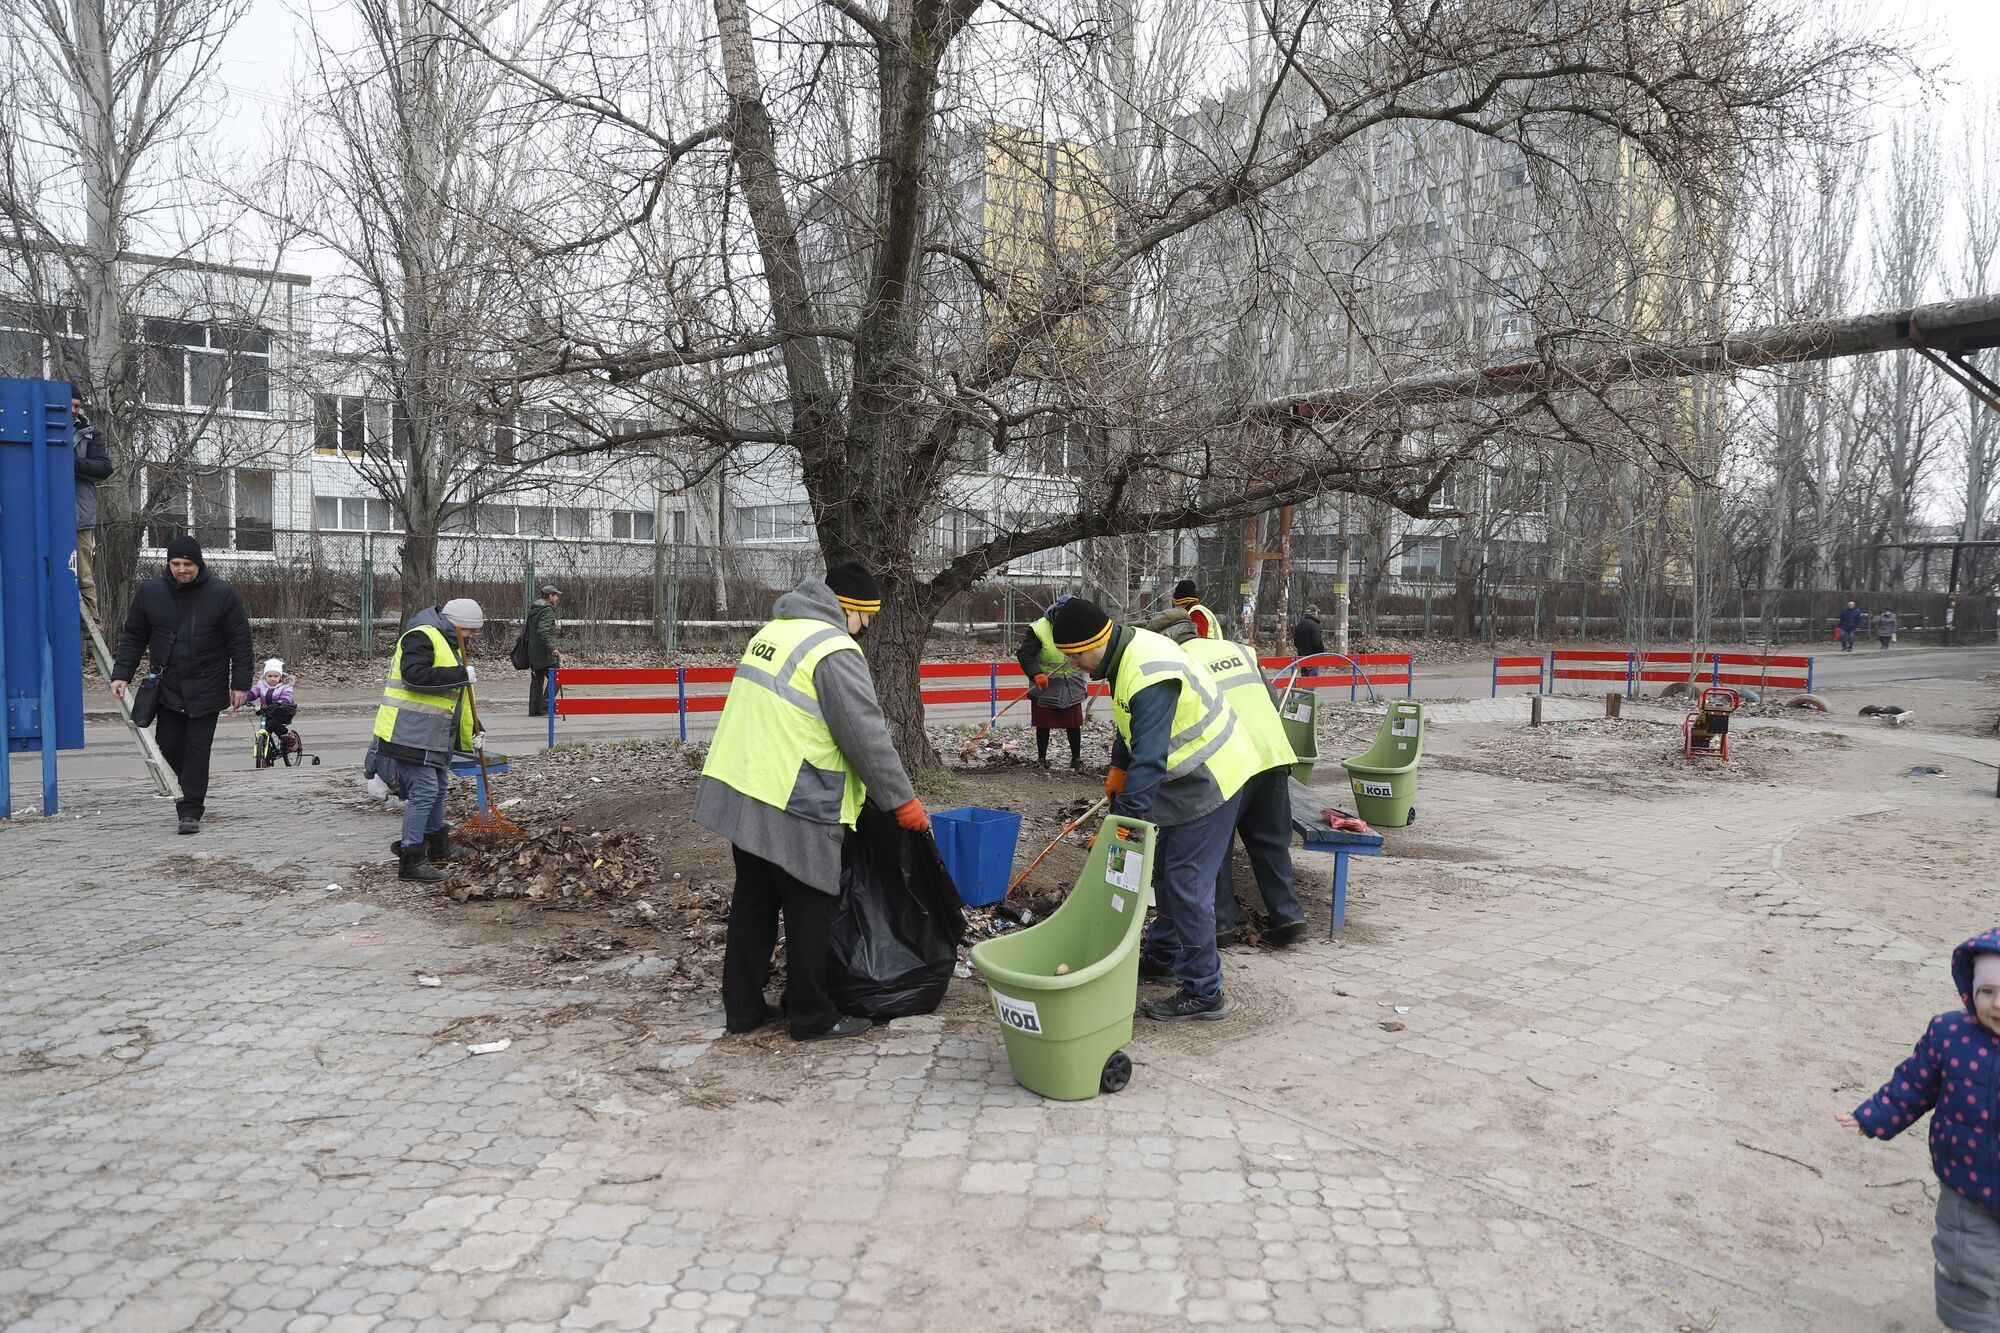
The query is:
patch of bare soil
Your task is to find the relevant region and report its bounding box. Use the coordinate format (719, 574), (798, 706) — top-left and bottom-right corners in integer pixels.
(1429, 715), (1851, 793)
(1787, 805), (2000, 953)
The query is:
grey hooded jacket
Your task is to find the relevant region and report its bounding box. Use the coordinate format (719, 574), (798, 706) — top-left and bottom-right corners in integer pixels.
(692, 578), (917, 895)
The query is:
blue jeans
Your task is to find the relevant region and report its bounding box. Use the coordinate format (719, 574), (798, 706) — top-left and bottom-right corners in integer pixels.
(1149, 792), (1242, 997)
(1215, 768), (1304, 933)
(399, 763), (448, 848)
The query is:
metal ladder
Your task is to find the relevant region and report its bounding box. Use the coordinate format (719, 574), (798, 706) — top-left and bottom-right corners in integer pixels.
(82, 617), (183, 801)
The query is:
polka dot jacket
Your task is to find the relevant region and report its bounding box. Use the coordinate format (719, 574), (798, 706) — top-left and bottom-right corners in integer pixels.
(1854, 929), (2000, 1209)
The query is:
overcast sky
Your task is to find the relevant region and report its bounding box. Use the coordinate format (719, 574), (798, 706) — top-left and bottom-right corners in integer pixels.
(202, 0), (2000, 285)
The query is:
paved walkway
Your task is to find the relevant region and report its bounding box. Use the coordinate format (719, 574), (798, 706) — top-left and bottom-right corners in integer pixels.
(2, 718), (1992, 1328)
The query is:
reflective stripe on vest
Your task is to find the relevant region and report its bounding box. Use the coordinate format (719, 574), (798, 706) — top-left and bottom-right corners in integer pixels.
(372, 623), (472, 756)
(1182, 638), (1295, 774)
(1111, 627), (1258, 798)
(700, 617), (869, 827)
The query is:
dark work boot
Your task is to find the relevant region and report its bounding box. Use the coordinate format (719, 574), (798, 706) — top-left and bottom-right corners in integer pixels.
(426, 829), (466, 864)
(397, 841), (446, 884)
(1141, 987), (1228, 1023)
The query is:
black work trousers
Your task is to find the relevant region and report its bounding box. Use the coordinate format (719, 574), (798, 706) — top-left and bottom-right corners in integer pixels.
(721, 846), (841, 1037)
(155, 707), (219, 822)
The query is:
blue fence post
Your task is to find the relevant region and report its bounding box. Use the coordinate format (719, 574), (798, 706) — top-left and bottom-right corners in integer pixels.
(1406, 655), (1414, 699)
(1805, 656), (1814, 692)
(1625, 653), (1636, 698)
(677, 668), (688, 743)
(1711, 654), (1720, 685)
(546, 668), (557, 750)
(29, 385), (57, 813)
(1490, 658), (1498, 699)
(989, 662), (997, 719)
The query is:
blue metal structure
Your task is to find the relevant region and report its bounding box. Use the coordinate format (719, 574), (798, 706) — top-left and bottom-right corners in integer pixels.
(1, 377), (86, 816)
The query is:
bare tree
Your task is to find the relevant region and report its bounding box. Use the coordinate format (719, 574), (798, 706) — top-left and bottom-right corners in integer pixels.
(0, 0), (256, 609)
(1954, 83), (2000, 571)
(443, 0), (1897, 764)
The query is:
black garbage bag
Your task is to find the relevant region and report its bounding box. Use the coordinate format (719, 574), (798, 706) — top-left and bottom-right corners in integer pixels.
(827, 805), (967, 1020)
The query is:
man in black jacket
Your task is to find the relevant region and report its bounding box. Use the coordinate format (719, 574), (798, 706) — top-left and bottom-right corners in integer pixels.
(1291, 605), (1325, 676)
(111, 536), (253, 834)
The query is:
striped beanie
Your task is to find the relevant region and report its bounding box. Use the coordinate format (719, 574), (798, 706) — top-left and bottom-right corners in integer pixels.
(826, 560), (882, 614)
(1049, 598), (1113, 654)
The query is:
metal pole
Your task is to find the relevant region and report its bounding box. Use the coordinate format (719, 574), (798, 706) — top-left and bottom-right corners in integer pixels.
(523, 539), (536, 621)
(360, 531), (375, 656)
(666, 571), (680, 653)
(29, 384), (58, 813)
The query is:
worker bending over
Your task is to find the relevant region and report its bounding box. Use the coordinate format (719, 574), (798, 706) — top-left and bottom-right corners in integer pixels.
(1052, 598), (1260, 1021)
(1015, 595), (1089, 770)
(1172, 579), (1223, 640)
(695, 561), (929, 1041)
(1181, 637), (1307, 947)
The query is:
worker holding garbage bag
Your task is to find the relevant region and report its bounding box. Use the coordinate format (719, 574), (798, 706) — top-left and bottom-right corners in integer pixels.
(695, 561), (930, 1041)
(1051, 598), (1260, 1022)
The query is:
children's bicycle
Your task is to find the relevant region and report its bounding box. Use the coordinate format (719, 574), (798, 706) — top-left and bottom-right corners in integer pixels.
(250, 708), (318, 768)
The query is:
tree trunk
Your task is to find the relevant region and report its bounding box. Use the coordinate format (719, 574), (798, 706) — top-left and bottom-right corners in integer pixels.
(862, 574), (943, 777)
(399, 525), (439, 621)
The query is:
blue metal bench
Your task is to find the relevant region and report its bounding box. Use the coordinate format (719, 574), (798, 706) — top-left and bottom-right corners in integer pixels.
(1289, 785), (1383, 935)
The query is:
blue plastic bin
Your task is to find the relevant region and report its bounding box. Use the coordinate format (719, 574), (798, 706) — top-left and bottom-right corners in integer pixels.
(931, 807), (1023, 907)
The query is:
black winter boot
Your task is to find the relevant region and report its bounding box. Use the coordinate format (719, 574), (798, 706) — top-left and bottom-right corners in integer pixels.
(426, 829), (466, 864)
(397, 840), (446, 884)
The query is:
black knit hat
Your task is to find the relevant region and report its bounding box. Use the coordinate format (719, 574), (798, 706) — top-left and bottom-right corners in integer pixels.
(825, 560), (882, 614)
(1172, 578), (1198, 604)
(1049, 597), (1113, 653)
(166, 535), (205, 573)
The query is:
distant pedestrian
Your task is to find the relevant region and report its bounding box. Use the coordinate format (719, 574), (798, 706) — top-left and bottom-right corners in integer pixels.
(1838, 601), (1863, 653)
(1017, 595), (1088, 769)
(71, 393), (112, 630)
(1876, 608), (1898, 650)
(527, 585), (562, 717)
(1292, 604), (1325, 675)
(110, 536), (253, 835)
(373, 599), (484, 882)
(1840, 928), (2000, 1332)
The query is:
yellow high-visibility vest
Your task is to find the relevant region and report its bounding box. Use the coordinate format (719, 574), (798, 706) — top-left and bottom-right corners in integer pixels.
(1181, 638), (1295, 775)
(701, 617), (869, 827)
(372, 620), (474, 757)
(1110, 627), (1258, 800)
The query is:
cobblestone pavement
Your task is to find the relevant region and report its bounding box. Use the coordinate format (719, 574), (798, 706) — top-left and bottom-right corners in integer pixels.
(3, 713), (1995, 1330)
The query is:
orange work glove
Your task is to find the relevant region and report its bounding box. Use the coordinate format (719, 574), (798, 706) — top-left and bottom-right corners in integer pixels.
(1032, 673), (1050, 689)
(894, 798), (930, 832)
(1104, 766), (1127, 798)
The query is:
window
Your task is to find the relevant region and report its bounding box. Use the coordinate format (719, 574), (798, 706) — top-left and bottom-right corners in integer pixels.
(1402, 538), (1448, 577)
(142, 320), (270, 412)
(0, 302), (87, 382)
(737, 501), (813, 543)
(441, 506), (474, 535)
(148, 466), (280, 549)
(614, 417), (653, 439)
(611, 510), (656, 541)
(314, 495), (401, 533)
(517, 409), (583, 470)
(235, 469), (274, 552)
(145, 466), (189, 549)
(476, 504), (518, 535)
(1501, 163), (1530, 189)
(315, 394), (408, 459)
(556, 507), (591, 539)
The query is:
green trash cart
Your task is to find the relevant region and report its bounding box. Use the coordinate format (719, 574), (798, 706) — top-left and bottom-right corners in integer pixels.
(1341, 700), (1424, 827)
(968, 816), (1156, 1101)
(1277, 684), (1319, 783)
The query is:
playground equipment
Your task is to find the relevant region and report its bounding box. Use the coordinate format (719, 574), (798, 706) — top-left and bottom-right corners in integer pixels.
(1340, 700), (1425, 827)
(1, 378), (86, 816)
(1683, 687), (1742, 761)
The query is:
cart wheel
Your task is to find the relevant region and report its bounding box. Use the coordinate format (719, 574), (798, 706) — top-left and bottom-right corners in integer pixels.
(1405, 806), (1416, 826)
(1100, 1050), (1132, 1094)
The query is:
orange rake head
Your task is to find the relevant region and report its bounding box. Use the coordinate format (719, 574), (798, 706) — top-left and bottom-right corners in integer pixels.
(459, 805), (527, 842)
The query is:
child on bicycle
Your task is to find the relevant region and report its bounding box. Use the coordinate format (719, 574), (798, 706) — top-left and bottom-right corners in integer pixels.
(248, 658), (297, 740)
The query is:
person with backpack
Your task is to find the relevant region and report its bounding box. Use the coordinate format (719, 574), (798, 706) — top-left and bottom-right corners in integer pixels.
(524, 586), (562, 717)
